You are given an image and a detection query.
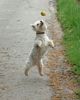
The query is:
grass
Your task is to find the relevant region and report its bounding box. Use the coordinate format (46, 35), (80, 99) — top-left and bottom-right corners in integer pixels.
(75, 89), (80, 99)
(57, 0), (80, 98)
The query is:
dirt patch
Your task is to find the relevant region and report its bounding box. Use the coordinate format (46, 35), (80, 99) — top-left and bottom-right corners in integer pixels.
(47, 0), (76, 100)
(77, 0), (80, 3)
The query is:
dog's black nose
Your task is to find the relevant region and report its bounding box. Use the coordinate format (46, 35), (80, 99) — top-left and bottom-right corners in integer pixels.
(40, 21), (43, 26)
(40, 20), (43, 23)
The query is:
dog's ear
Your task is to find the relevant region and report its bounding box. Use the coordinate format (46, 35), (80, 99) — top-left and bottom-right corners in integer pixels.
(30, 24), (35, 28)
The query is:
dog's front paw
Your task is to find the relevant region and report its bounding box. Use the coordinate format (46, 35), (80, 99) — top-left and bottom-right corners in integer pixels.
(49, 40), (54, 48)
(35, 40), (42, 48)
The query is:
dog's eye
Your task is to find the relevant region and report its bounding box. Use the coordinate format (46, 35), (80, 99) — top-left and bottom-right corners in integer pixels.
(37, 24), (39, 26)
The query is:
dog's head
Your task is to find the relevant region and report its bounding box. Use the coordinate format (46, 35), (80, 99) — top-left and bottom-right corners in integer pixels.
(31, 20), (47, 33)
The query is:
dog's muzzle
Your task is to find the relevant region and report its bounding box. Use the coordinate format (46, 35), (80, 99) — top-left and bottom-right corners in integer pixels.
(40, 21), (43, 26)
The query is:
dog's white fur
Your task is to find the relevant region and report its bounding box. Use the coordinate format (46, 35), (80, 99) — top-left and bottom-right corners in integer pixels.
(25, 20), (54, 76)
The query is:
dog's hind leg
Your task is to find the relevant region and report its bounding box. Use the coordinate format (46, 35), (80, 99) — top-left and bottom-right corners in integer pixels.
(24, 61), (33, 76)
(37, 59), (44, 76)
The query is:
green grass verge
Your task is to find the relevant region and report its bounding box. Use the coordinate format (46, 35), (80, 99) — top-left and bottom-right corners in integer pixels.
(57, 0), (80, 73)
(57, 0), (80, 98)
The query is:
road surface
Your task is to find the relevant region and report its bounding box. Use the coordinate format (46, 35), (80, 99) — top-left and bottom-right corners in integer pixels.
(0, 0), (52, 100)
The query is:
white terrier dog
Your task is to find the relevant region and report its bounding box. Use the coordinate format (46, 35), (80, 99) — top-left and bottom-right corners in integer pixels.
(25, 20), (54, 76)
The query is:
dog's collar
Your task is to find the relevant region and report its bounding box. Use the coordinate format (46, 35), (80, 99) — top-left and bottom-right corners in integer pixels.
(36, 32), (45, 34)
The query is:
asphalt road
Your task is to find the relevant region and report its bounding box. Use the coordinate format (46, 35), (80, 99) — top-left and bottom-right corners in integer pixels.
(0, 0), (52, 100)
